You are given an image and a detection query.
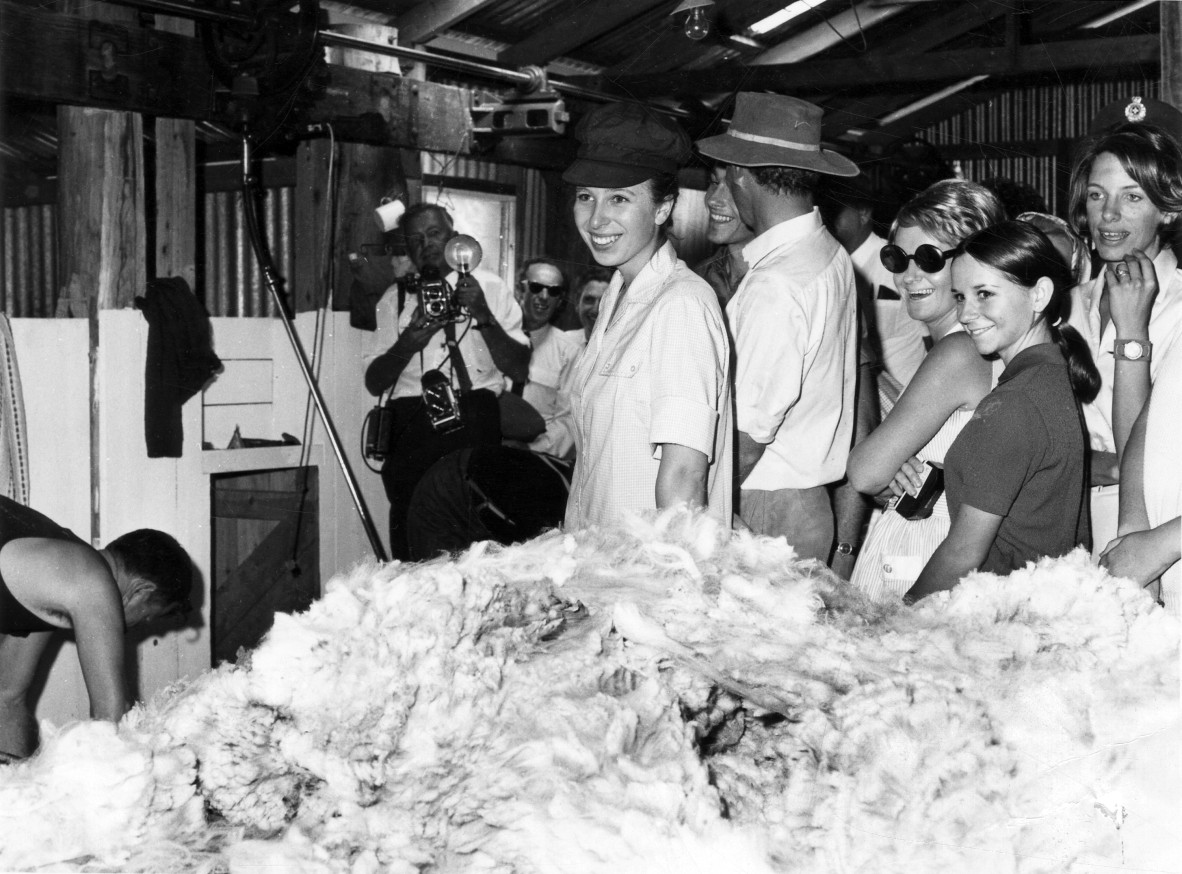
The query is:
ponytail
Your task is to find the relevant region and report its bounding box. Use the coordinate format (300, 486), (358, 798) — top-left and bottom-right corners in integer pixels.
(960, 220), (1101, 404)
(1050, 322), (1101, 404)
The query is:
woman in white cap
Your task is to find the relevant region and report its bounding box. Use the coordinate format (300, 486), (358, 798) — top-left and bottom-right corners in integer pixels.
(1065, 120), (1182, 555)
(561, 102), (732, 529)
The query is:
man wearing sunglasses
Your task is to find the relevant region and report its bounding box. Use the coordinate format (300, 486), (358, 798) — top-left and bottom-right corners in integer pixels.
(503, 257), (587, 458)
(696, 93), (860, 563)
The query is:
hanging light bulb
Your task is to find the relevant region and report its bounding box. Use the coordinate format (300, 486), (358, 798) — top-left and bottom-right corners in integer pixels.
(671, 0), (713, 41)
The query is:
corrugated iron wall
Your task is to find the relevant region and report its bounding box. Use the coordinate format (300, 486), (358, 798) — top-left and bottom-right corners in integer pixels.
(2, 204), (57, 317)
(202, 186), (294, 317)
(926, 77), (1160, 215)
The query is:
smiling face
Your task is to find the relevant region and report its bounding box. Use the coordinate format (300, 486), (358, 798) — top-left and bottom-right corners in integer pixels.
(576, 279), (608, 337)
(705, 166), (755, 247)
(515, 261), (566, 331)
(891, 224), (960, 337)
(573, 181), (673, 283)
(952, 254), (1051, 364)
(1086, 151), (1171, 263)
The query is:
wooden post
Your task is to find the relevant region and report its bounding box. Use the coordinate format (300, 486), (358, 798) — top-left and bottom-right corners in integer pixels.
(294, 141), (407, 312)
(154, 17), (197, 288)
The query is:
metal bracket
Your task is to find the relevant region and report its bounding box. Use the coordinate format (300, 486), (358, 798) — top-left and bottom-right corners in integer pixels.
(472, 65), (568, 137)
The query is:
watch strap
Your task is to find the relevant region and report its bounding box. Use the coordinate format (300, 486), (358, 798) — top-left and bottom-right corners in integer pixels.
(1114, 339), (1152, 361)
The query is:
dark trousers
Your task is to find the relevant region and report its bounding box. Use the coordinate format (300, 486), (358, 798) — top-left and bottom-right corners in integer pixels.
(406, 446), (572, 560)
(380, 389), (501, 561)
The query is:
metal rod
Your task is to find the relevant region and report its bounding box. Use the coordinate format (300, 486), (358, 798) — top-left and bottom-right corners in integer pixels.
(239, 132), (389, 563)
(319, 31), (692, 116)
(102, 0), (255, 26)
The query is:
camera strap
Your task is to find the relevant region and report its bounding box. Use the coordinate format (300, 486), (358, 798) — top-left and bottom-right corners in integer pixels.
(442, 320), (474, 395)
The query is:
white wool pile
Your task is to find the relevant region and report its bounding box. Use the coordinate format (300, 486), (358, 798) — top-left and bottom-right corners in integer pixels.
(0, 508), (1177, 873)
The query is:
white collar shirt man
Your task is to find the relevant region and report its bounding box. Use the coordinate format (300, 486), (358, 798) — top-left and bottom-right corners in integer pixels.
(520, 323), (586, 459)
(729, 207), (857, 491)
(362, 267), (527, 398)
(850, 230), (927, 387)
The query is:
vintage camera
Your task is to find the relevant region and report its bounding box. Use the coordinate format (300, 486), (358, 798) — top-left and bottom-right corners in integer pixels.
(405, 264), (462, 323)
(421, 369), (464, 433)
(894, 461), (945, 520)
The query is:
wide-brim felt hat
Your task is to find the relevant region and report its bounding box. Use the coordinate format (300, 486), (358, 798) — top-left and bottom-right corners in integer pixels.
(562, 102), (692, 188)
(696, 92), (859, 178)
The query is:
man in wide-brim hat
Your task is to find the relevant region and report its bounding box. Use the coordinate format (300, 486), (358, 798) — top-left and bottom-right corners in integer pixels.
(696, 92), (860, 564)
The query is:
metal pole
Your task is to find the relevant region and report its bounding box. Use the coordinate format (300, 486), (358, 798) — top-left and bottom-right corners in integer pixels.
(239, 132), (389, 563)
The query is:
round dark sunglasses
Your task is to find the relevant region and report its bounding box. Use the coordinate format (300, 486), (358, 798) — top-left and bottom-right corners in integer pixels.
(523, 280), (566, 298)
(880, 243), (959, 274)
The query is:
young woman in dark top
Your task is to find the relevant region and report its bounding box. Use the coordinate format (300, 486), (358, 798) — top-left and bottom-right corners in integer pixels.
(907, 221), (1100, 602)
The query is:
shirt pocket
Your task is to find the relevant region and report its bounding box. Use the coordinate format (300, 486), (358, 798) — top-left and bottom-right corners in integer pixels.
(599, 351), (643, 379)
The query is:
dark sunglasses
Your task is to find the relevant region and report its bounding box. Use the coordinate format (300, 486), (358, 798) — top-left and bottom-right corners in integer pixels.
(880, 243), (959, 274)
(523, 280), (566, 298)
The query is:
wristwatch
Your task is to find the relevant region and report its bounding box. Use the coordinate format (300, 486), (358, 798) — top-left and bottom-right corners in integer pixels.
(1113, 339), (1152, 361)
(835, 541), (859, 557)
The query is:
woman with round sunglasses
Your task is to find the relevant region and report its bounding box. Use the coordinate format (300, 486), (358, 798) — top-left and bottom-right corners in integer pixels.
(1064, 121), (1182, 556)
(562, 102), (732, 528)
(845, 179), (1005, 601)
(906, 221), (1099, 601)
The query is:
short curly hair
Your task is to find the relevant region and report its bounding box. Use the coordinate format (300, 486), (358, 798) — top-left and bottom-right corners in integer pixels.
(890, 179), (1006, 248)
(750, 166), (821, 199)
(106, 529), (194, 615)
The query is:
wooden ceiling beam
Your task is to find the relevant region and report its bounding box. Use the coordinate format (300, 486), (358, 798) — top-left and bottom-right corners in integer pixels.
(0, 2), (473, 153)
(601, 33), (1158, 96)
(395, 0), (500, 46)
(497, 0), (668, 69)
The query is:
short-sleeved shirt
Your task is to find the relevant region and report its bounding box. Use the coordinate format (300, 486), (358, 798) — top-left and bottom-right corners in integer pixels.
(520, 325), (585, 459)
(0, 496), (86, 635)
(850, 231), (927, 387)
(1068, 247), (1182, 454)
(728, 208), (857, 491)
(944, 343), (1090, 575)
(565, 242), (733, 528)
(362, 268), (527, 398)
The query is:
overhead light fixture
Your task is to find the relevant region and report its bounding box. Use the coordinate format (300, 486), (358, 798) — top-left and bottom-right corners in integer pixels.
(749, 0), (828, 37)
(672, 0), (714, 41)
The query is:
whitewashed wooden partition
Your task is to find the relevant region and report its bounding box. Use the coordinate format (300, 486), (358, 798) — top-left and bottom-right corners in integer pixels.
(10, 310), (388, 725)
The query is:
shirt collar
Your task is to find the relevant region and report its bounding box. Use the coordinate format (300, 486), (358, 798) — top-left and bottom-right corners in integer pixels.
(998, 342), (1061, 384)
(741, 208), (824, 269)
(612, 240), (678, 305)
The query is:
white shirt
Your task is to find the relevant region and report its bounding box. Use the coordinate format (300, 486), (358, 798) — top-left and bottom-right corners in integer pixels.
(1143, 333), (1182, 618)
(520, 325), (585, 459)
(850, 231), (927, 387)
(565, 242), (733, 529)
(1068, 247), (1182, 454)
(362, 268), (527, 398)
(729, 208), (858, 491)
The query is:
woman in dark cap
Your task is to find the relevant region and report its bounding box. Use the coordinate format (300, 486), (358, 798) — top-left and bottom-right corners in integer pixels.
(561, 102), (733, 529)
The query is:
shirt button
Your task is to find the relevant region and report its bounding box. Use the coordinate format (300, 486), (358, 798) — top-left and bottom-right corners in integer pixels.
(883, 563), (893, 574)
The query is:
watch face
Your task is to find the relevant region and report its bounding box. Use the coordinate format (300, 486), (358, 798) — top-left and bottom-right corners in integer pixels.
(1121, 341), (1144, 360)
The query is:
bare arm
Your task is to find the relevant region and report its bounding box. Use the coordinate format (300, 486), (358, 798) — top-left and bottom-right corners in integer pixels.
(847, 334), (991, 496)
(656, 443), (708, 511)
(906, 504), (1003, 603)
(364, 305), (439, 396)
(1116, 399), (1152, 537)
(830, 362), (881, 578)
(1105, 251), (1158, 462)
(456, 275), (531, 384)
(736, 430), (766, 486)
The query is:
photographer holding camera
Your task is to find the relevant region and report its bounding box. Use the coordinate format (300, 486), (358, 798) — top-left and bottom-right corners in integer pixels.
(363, 203), (530, 560)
